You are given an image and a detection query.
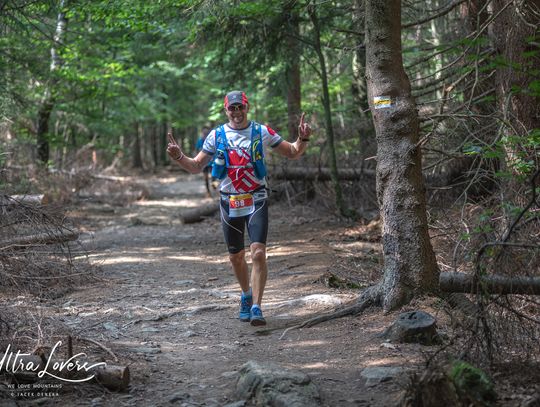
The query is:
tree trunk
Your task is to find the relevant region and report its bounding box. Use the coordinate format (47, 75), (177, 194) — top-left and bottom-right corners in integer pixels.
(151, 124), (159, 168)
(492, 0), (540, 134)
(459, 0), (494, 130)
(132, 122), (143, 169)
(161, 122), (168, 165)
(36, 0), (68, 164)
(440, 272), (540, 295)
(351, 0), (372, 159)
(365, 0), (439, 311)
(491, 0), (540, 217)
(285, 5), (302, 140)
(308, 5), (349, 216)
(36, 99), (54, 164)
(460, 0), (488, 35)
(0, 230), (78, 251)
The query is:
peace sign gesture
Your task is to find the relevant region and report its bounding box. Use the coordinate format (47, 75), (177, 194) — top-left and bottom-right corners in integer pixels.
(166, 132), (184, 161)
(298, 112), (312, 140)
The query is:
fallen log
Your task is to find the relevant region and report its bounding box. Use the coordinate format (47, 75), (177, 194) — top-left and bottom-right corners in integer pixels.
(180, 201), (220, 224)
(268, 165), (472, 189)
(439, 272), (540, 295)
(0, 194), (49, 207)
(0, 352), (130, 391)
(0, 230), (79, 251)
(269, 166), (375, 181)
(77, 190), (147, 203)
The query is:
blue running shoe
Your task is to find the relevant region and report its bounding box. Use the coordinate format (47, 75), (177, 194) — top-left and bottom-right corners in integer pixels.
(250, 305), (266, 326)
(239, 293), (252, 322)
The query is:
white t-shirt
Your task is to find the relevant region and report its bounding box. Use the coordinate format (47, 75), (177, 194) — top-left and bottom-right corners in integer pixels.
(202, 121), (282, 194)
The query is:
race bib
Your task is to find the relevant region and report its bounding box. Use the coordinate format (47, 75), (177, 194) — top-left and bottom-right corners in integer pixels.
(229, 193), (255, 218)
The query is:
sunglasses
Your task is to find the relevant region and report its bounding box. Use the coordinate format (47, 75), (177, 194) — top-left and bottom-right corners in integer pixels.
(226, 104), (246, 112)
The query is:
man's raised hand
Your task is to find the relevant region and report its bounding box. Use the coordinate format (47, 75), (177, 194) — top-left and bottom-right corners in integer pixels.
(298, 112), (312, 140)
(167, 132), (183, 160)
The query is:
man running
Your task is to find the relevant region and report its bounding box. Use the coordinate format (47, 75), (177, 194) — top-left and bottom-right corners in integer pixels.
(166, 90), (311, 326)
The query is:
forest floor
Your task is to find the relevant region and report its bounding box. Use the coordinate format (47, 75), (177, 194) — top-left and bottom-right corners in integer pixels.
(2, 170), (535, 406)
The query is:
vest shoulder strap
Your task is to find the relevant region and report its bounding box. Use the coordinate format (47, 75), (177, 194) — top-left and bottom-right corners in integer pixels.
(214, 125), (229, 167)
(214, 125), (226, 150)
(250, 122), (264, 161)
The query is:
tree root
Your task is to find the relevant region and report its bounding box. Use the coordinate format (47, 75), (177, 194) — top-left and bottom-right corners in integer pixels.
(257, 284), (382, 340)
(75, 335), (119, 362)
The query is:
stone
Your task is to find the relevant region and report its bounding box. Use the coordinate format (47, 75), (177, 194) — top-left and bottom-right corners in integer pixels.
(223, 402), (246, 407)
(141, 327), (160, 333)
(103, 322), (118, 331)
(179, 330), (198, 338)
(168, 392), (191, 403)
(221, 371), (239, 379)
(132, 346), (161, 354)
(175, 280), (196, 286)
(235, 360), (321, 406)
(360, 366), (405, 387)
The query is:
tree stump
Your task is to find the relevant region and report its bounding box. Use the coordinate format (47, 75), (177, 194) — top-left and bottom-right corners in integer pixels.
(381, 310), (439, 345)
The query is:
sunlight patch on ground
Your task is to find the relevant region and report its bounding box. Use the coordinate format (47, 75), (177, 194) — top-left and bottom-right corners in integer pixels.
(168, 255), (208, 262)
(167, 288), (200, 295)
(266, 245), (310, 256)
(283, 340), (328, 348)
(364, 357), (403, 367)
(168, 255), (226, 264)
(133, 199), (210, 208)
(83, 255), (154, 265)
(154, 176), (181, 183)
(300, 362), (330, 369)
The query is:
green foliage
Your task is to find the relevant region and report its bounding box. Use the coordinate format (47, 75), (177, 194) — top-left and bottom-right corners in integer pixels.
(450, 361), (497, 406)
(1, 0), (367, 170)
(528, 80), (540, 96)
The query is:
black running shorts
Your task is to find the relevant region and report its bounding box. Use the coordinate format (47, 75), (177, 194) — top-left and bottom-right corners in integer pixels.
(219, 195), (268, 254)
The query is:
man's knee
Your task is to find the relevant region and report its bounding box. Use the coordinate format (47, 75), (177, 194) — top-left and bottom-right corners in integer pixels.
(229, 250), (245, 266)
(251, 245), (266, 264)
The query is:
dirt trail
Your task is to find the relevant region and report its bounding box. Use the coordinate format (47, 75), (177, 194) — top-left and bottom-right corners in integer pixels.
(56, 172), (423, 406)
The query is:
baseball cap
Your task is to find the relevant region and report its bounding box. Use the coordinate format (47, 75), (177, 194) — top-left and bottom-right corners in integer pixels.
(224, 91), (248, 108)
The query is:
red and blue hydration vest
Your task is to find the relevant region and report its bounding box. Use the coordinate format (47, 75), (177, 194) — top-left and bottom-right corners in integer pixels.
(211, 122), (267, 182)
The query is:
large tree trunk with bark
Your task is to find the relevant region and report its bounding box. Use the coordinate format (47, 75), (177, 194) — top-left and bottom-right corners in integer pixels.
(492, 0), (540, 135)
(351, 0), (372, 159)
(491, 0), (540, 218)
(284, 4), (302, 140)
(365, 0), (439, 310)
